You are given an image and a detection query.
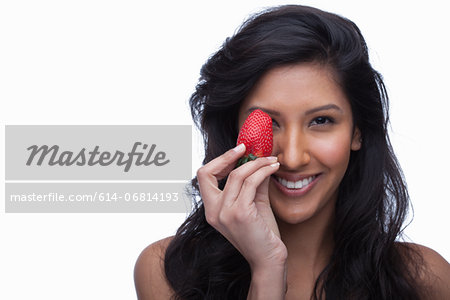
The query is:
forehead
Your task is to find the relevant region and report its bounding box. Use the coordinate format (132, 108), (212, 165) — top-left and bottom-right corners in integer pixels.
(239, 63), (350, 117)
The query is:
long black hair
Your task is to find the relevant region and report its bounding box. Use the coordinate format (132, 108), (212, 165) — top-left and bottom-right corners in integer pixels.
(164, 5), (424, 299)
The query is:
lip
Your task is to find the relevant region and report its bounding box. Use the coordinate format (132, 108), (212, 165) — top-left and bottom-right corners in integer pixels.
(273, 172), (319, 182)
(271, 173), (321, 197)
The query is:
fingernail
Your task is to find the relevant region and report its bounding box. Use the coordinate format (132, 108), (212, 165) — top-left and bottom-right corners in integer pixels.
(266, 156), (278, 161)
(270, 162), (280, 167)
(233, 143), (245, 152)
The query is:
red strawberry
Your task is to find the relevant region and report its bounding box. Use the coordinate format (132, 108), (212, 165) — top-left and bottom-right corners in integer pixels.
(236, 109), (273, 167)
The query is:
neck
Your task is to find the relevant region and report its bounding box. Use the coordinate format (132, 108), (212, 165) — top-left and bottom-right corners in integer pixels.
(277, 199), (335, 274)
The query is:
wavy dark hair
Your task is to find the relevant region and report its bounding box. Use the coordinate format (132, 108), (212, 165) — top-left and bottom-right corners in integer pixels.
(164, 5), (424, 299)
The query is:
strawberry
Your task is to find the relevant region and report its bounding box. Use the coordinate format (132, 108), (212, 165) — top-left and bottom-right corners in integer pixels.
(236, 109), (273, 167)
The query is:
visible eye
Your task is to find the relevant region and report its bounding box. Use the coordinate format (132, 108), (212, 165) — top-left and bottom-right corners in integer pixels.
(310, 116), (334, 126)
(272, 118), (280, 128)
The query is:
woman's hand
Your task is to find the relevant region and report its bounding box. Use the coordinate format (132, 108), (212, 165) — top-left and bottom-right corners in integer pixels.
(196, 143), (287, 270)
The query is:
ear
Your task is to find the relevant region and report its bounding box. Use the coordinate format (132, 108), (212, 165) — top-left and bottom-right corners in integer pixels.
(351, 127), (362, 151)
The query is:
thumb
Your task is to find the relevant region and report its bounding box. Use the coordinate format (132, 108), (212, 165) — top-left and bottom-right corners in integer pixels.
(254, 176), (281, 238)
(254, 175), (272, 204)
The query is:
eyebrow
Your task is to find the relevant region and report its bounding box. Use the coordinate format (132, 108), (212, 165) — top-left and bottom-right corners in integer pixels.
(246, 106), (281, 116)
(304, 104), (343, 115)
(246, 104), (343, 116)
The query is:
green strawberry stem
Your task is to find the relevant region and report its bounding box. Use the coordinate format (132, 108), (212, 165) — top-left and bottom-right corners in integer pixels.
(236, 153), (258, 168)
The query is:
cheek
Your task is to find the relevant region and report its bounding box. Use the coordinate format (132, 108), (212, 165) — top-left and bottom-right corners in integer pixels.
(310, 132), (352, 171)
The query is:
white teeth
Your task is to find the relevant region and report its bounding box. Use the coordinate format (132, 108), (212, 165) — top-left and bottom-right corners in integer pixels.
(294, 180), (303, 189)
(276, 175), (316, 189)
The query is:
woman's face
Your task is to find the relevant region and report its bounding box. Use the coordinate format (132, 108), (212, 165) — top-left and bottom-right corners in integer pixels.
(238, 63), (361, 225)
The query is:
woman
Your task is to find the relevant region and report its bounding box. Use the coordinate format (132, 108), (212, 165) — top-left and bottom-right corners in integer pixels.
(135, 5), (450, 299)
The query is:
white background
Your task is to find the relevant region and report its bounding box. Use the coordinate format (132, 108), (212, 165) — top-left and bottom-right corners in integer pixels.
(0, 1), (449, 299)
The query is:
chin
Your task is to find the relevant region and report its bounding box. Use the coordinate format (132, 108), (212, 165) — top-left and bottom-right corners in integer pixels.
(270, 193), (337, 227)
(273, 205), (315, 225)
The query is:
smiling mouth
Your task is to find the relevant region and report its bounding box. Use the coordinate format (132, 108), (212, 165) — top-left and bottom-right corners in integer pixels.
(273, 175), (318, 190)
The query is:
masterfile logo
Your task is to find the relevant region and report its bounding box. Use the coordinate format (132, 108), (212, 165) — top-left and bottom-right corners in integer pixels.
(26, 142), (170, 172)
(6, 125), (191, 180)
(4, 125), (192, 213)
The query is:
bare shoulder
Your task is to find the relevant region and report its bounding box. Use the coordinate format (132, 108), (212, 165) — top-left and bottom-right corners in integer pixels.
(398, 242), (450, 298)
(134, 236), (175, 300)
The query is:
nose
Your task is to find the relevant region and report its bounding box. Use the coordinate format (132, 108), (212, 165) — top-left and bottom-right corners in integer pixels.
(274, 126), (311, 170)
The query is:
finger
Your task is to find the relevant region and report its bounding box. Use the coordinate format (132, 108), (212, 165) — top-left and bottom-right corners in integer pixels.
(234, 161), (280, 207)
(255, 171), (272, 203)
(206, 143), (246, 180)
(254, 176), (281, 237)
(223, 158), (279, 207)
(197, 143), (246, 201)
(221, 156), (278, 207)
